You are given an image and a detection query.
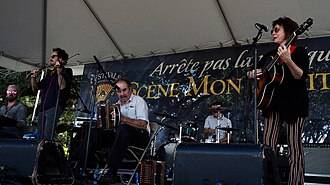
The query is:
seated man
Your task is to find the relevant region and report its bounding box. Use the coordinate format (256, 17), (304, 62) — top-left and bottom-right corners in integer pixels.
(204, 101), (232, 143)
(106, 78), (150, 184)
(0, 84), (27, 138)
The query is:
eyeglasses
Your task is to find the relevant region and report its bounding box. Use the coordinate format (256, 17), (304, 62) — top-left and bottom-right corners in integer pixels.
(6, 90), (17, 95)
(271, 27), (280, 34)
(116, 88), (128, 93)
(50, 55), (58, 59)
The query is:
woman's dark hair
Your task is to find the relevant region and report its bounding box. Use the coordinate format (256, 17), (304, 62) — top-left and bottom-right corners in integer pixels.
(272, 17), (299, 44)
(53, 48), (69, 64)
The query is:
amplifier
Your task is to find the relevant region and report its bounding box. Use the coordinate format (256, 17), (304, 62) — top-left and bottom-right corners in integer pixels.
(304, 144), (330, 175)
(0, 139), (38, 177)
(173, 143), (280, 185)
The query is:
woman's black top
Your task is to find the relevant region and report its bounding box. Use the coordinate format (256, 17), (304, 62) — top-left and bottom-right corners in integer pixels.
(258, 46), (309, 123)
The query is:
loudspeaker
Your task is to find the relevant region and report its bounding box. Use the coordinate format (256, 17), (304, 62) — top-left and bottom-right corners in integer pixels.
(0, 139), (38, 177)
(173, 143), (280, 185)
(304, 145), (330, 175)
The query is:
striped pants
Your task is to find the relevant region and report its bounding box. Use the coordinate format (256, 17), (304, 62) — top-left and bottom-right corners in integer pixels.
(263, 111), (305, 185)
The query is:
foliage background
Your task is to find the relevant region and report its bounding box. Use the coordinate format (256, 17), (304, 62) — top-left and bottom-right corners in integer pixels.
(0, 67), (81, 148)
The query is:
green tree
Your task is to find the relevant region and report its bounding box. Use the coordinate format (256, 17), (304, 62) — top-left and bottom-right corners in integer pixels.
(0, 67), (81, 149)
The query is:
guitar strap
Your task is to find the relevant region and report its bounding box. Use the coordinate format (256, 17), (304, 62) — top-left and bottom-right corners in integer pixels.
(280, 45), (297, 63)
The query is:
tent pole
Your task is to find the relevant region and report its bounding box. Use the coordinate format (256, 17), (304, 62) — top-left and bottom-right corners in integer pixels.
(83, 0), (126, 59)
(0, 52), (37, 67)
(41, 0), (47, 68)
(215, 0), (238, 45)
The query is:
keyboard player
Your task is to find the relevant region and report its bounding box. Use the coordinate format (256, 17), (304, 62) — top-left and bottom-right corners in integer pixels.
(0, 85), (27, 138)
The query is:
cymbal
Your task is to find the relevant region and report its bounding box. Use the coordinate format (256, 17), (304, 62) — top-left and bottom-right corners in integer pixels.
(153, 111), (177, 119)
(208, 106), (232, 112)
(152, 121), (179, 130)
(216, 127), (239, 132)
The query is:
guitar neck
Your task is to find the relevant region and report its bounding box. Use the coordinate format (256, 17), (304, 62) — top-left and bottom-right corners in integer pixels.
(264, 32), (297, 72)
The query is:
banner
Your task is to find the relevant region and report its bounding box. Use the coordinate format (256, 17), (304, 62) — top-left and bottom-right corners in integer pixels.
(79, 36), (330, 144)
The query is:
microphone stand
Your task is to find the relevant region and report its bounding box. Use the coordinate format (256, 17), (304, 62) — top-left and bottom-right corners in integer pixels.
(93, 55), (119, 91)
(251, 28), (264, 144)
(226, 112), (231, 144)
(81, 72), (98, 184)
(81, 56), (115, 183)
(66, 78), (91, 165)
(51, 70), (64, 141)
(73, 84), (91, 114)
(216, 111), (221, 143)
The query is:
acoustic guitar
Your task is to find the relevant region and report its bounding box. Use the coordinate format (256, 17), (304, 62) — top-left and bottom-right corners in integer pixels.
(252, 18), (313, 109)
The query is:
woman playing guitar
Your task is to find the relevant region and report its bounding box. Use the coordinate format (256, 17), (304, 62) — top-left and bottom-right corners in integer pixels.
(247, 17), (310, 185)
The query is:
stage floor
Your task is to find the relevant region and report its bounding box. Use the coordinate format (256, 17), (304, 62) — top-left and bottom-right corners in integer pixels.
(6, 176), (330, 185)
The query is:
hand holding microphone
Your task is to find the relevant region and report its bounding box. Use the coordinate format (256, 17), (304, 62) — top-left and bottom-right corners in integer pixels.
(30, 68), (40, 78)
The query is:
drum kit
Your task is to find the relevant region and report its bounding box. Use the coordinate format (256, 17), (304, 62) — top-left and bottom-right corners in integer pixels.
(153, 111), (199, 143)
(153, 105), (239, 145)
(205, 105), (239, 144)
(152, 107), (239, 183)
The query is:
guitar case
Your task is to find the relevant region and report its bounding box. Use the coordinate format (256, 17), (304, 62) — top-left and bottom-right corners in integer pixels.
(32, 140), (74, 185)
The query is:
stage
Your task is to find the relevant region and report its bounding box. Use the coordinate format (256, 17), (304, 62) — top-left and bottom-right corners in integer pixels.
(1, 138), (330, 185)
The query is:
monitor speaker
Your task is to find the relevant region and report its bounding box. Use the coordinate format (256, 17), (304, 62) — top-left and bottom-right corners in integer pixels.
(0, 139), (38, 177)
(173, 143), (280, 185)
(304, 145), (330, 175)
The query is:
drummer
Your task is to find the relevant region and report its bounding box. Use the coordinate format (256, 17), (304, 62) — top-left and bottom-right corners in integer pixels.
(204, 101), (232, 143)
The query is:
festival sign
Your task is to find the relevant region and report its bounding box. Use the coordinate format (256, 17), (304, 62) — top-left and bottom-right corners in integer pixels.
(79, 36), (330, 144)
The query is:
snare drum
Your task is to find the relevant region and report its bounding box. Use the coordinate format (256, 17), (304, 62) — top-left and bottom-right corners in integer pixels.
(97, 104), (121, 130)
(180, 121), (199, 142)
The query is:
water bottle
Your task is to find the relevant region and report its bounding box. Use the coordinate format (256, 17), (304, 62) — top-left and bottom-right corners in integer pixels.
(93, 164), (100, 184)
(135, 172), (139, 185)
(94, 111), (98, 119)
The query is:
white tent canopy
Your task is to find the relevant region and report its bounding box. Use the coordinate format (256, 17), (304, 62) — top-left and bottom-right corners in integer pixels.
(1, 0), (329, 75)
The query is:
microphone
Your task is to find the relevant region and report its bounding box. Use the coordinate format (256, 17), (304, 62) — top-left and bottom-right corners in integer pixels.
(255, 23), (269, 32)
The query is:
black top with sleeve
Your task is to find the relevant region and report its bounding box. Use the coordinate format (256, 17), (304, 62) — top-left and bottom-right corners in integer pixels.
(37, 67), (73, 112)
(258, 46), (309, 123)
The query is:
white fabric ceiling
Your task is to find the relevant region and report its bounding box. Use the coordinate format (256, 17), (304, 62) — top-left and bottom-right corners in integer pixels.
(1, 0), (329, 75)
